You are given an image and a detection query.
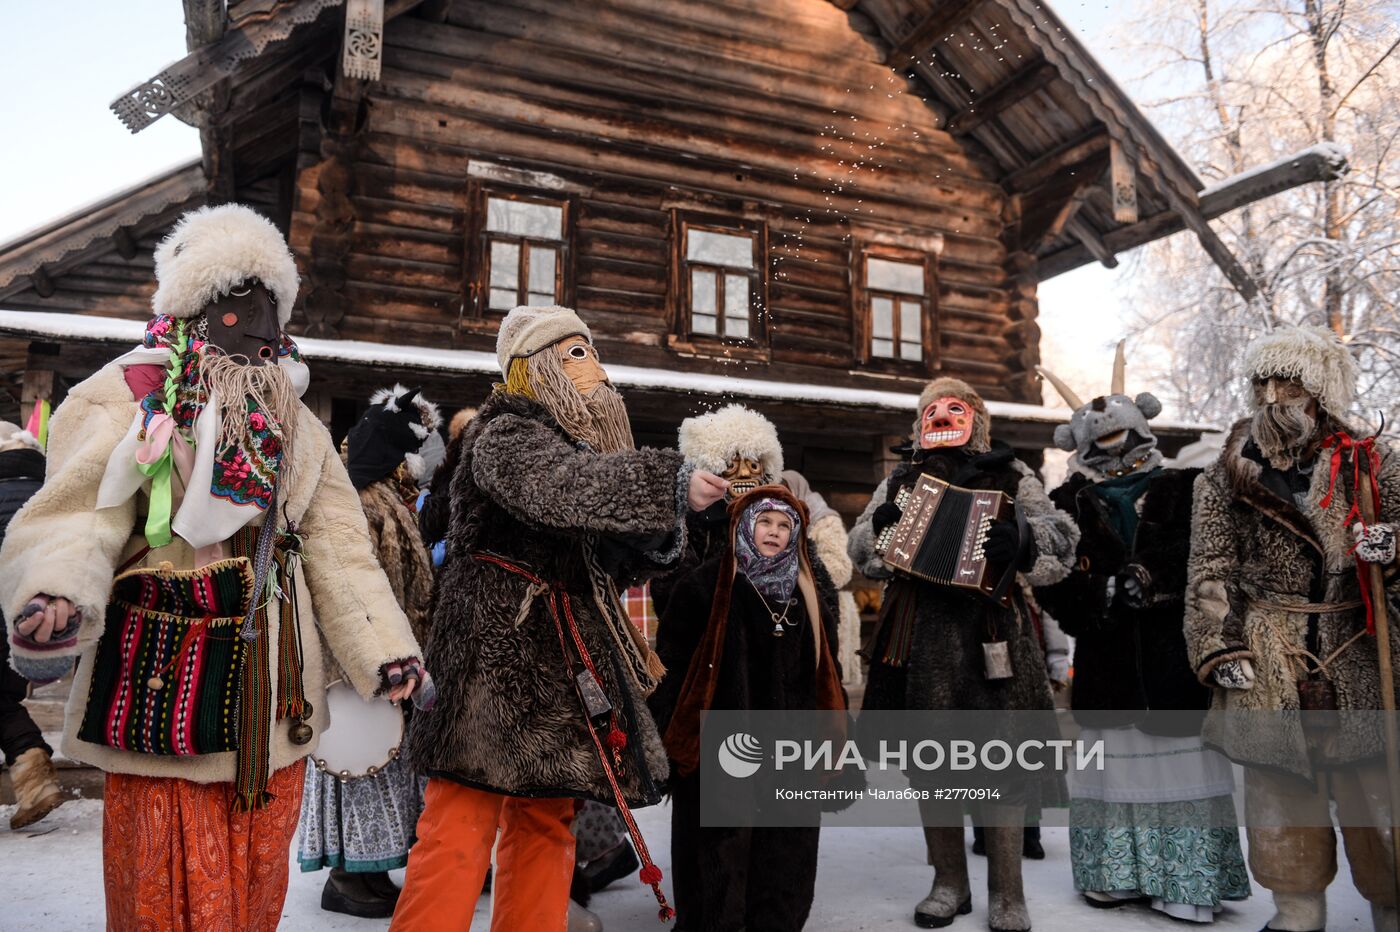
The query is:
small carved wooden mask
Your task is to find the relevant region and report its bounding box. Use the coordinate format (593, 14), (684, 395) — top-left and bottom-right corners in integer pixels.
(204, 280), (280, 365)
(723, 456), (764, 500)
(919, 396), (974, 449)
(556, 335), (607, 395)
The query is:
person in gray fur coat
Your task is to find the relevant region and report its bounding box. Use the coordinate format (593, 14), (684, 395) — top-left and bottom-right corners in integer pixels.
(392, 305), (729, 931)
(1185, 326), (1400, 932)
(849, 377), (1078, 932)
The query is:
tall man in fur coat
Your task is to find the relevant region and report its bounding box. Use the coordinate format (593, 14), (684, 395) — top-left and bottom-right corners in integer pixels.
(1186, 326), (1400, 932)
(392, 305), (729, 930)
(0, 204), (425, 930)
(1035, 350), (1248, 921)
(849, 377), (1078, 932)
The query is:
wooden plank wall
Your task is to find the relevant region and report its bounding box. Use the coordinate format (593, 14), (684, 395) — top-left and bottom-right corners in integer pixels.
(295, 0), (1035, 401)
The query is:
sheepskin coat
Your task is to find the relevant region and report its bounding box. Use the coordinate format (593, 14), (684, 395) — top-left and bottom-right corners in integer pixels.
(1036, 468), (1210, 735)
(850, 442), (1077, 805)
(358, 476), (435, 646)
(0, 363), (421, 783)
(407, 390), (688, 804)
(1186, 419), (1400, 776)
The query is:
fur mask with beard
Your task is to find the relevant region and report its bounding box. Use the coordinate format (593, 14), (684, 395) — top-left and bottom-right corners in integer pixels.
(505, 340), (635, 453)
(1249, 377), (1320, 470)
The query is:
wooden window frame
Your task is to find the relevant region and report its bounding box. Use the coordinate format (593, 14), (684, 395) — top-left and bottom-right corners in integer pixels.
(462, 181), (575, 331)
(853, 245), (938, 374)
(668, 211), (769, 357)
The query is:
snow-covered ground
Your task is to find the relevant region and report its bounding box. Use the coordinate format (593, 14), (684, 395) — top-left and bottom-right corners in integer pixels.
(0, 796), (1375, 930)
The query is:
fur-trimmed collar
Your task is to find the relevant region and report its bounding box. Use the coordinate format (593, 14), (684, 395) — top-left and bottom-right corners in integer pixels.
(1214, 418), (1325, 555)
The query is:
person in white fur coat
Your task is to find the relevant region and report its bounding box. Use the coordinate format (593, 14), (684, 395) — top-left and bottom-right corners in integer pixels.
(659, 403), (865, 686)
(0, 204), (424, 931)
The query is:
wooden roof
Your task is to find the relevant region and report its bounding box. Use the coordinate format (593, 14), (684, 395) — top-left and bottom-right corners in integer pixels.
(1, 0), (1344, 312)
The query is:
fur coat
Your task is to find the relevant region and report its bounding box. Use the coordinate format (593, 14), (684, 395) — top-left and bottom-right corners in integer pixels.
(359, 476), (434, 645)
(0, 363), (421, 783)
(1036, 468), (1210, 735)
(407, 390), (689, 805)
(1186, 419), (1400, 776)
(849, 443), (1076, 804)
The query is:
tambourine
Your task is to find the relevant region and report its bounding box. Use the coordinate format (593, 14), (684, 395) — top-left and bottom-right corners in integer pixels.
(311, 680), (405, 782)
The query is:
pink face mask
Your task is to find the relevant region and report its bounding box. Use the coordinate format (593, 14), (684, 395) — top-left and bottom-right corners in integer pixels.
(919, 396), (974, 449)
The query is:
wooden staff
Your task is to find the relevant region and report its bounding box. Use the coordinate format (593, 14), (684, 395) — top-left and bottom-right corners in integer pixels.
(1353, 449), (1400, 902)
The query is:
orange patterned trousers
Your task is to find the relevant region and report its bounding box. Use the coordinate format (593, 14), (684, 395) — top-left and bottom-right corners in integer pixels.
(102, 760), (305, 932)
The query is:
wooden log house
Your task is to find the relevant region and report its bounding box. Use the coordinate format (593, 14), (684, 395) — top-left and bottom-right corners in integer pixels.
(0, 0), (1342, 523)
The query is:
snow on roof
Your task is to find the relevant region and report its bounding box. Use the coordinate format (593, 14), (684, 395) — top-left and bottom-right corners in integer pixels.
(1198, 143), (1348, 199)
(0, 309), (1218, 433)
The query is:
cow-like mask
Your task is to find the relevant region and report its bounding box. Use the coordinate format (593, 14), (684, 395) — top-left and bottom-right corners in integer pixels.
(919, 396), (975, 449)
(1040, 343), (1164, 479)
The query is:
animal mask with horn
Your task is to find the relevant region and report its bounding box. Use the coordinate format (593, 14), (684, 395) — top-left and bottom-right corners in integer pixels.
(1037, 341), (1163, 479)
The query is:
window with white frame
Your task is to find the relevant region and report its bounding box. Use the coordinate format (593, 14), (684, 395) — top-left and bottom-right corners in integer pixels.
(865, 255), (927, 362)
(483, 194), (567, 312)
(680, 221), (761, 341)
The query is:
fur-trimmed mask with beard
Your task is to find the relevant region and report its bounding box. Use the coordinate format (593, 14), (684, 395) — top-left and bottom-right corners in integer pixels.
(1249, 375), (1318, 470)
(1040, 344), (1163, 479)
(505, 335), (635, 453)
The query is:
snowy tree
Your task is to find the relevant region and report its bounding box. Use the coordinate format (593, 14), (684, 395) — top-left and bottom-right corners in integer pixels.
(1117, 0), (1400, 427)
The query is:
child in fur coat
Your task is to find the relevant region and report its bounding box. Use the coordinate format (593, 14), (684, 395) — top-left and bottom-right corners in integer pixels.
(649, 486), (855, 932)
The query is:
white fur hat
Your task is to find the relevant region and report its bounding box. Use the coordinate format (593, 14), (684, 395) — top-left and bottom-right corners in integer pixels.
(496, 305), (592, 376)
(678, 404), (783, 482)
(152, 204), (300, 326)
(1243, 325), (1358, 416)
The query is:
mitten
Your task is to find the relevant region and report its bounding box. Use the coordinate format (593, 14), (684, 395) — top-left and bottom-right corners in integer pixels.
(1353, 522), (1397, 565)
(1213, 658), (1255, 690)
(1045, 650), (1070, 688)
(1120, 564), (1153, 609)
(872, 501), (903, 535)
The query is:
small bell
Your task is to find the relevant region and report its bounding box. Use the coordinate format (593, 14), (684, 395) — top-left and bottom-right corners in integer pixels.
(771, 615), (785, 637)
(147, 675), (164, 691)
(288, 721), (313, 745)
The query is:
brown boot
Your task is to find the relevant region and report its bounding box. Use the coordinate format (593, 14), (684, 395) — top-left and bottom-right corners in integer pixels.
(983, 805), (1031, 932)
(9, 747), (65, 830)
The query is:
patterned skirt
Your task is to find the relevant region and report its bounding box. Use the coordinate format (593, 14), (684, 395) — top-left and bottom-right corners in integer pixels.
(297, 748), (424, 873)
(1069, 728), (1250, 915)
(103, 760), (306, 932)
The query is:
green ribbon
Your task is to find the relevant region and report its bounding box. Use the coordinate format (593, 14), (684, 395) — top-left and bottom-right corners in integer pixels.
(136, 442), (176, 548)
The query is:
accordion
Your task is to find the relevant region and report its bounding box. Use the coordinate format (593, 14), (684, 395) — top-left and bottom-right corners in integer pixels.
(875, 473), (1022, 607)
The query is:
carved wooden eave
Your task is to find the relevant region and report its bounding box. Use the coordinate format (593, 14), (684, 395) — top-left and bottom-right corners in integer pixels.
(0, 160), (205, 302)
(833, 0), (1346, 300)
(110, 0), (407, 135)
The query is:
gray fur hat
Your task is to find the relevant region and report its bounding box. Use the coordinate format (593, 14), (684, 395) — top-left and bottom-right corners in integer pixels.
(152, 204), (300, 326)
(678, 404), (784, 482)
(1242, 325), (1358, 416)
(496, 305), (592, 376)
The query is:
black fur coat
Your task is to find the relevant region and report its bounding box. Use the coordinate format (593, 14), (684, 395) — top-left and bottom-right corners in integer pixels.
(1036, 467), (1210, 735)
(407, 390), (688, 804)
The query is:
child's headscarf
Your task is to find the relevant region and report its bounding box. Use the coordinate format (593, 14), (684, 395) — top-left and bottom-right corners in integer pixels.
(734, 495), (803, 602)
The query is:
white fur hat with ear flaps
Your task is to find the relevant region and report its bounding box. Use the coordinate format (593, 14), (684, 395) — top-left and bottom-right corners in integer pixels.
(1242, 325), (1358, 417)
(152, 204), (301, 327)
(678, 404), (784, 482)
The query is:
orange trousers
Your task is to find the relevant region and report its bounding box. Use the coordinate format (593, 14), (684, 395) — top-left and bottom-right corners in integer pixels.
(391, 778), (577, 931)
(102, 761), (305, 932)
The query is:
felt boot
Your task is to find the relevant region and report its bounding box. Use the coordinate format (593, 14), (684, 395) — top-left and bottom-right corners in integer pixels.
(583, 839), (640, 893)
(1260, 891), (1325, 931)
(568, 900), (604, 932)
(915, 826), (973, 928)
(8, 747), (64, 830)
(983, 807), (1031, 932)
